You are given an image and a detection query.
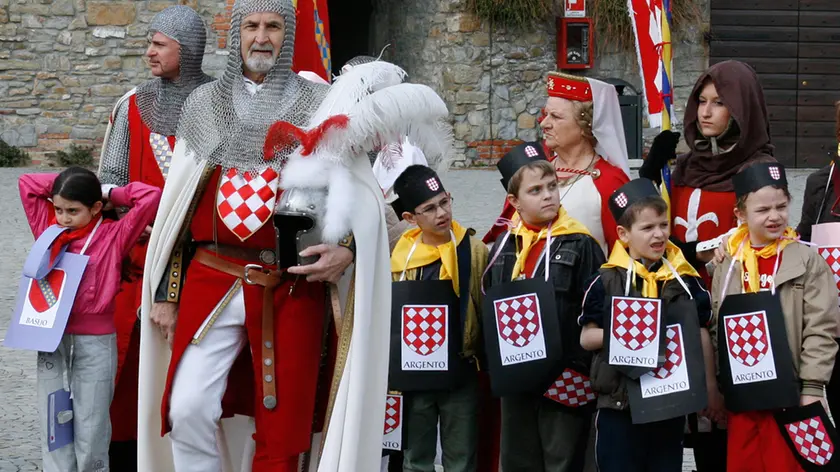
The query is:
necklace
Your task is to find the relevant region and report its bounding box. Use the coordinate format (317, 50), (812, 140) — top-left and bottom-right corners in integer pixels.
(554, 153), (598, 203)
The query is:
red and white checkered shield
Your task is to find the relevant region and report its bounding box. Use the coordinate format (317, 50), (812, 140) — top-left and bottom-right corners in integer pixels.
(819, 247), (840, 309)
(725, 313), (770, 367)
(786, 416), (835, 466)
(494, 294), (542, 348)
(769, 166), (781, 180)
(611, 298), (661, 351)
(28, 269), (65, 314)
(544, 368), (596, 407)
(383, 395), (401, 435)
(216, 167), (280, 241)
(651, 326), (684, 380)
(403, 305), (447, 356)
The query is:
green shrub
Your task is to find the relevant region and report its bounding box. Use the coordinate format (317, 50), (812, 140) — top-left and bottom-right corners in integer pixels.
(53, 144), (94, 168)
(469, 0), (553, 27)
(0, 139), (31, 167)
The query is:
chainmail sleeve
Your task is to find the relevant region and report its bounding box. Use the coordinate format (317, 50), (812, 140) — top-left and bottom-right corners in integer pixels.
(99, 99), (131, 186)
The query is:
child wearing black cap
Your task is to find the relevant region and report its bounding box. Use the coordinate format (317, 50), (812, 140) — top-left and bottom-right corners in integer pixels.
(388, 165), (488, 472)
(577, 178), (719, 472)
(484, 147), (604, 472)
(712, 162), (839, 471)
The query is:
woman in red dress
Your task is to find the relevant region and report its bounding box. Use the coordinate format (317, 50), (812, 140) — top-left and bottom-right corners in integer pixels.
(484, 73), (631, 254)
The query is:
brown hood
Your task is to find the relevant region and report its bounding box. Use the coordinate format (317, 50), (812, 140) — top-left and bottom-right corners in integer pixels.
(673, 60), (776, 192)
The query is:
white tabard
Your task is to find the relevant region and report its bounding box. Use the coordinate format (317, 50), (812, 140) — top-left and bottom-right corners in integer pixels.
(557, 175), (607, 255)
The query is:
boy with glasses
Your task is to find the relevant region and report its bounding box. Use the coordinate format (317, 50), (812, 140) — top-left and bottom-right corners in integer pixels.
(388, 165), (488, 472)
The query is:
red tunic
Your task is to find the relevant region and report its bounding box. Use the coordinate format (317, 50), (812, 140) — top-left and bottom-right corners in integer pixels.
(110, 95), (170, 442)
(161, 166), (326, 461)
(671, 185), (738, 283)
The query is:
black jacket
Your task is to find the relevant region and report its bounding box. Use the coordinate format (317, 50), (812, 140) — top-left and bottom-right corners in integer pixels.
(485, 232), (606, 375)
(797, 164), (840, 242)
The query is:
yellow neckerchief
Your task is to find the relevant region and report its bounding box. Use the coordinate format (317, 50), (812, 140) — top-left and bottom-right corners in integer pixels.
(510, 206), (592, 280)
(727, 223), (797, 293)
(602, 241), (699, 298)
(391, 220), (468, 294)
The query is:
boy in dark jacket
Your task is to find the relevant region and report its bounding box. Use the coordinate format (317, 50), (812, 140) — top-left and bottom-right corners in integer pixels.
(578, 179), (721, 472)
(484, 150), (604, 472)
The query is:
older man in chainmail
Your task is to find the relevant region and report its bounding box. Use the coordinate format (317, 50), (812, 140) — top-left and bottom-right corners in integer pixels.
(136, 1), (364, 471)
(95, 5), (212, 470)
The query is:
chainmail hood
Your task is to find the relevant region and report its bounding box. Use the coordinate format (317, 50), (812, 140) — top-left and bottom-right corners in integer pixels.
(135, 5), (213, 136)
(176, 0), (328, 174)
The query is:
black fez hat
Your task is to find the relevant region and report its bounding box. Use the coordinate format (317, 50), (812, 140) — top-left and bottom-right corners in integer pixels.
(497, 142), (548, 190)
(392, 165), (446, 217)
(608, 178), (662, 221)
(732, 162), (788, 199)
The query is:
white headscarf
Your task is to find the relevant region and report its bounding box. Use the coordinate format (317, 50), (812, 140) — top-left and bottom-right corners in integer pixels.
(587, 78), (631, 178)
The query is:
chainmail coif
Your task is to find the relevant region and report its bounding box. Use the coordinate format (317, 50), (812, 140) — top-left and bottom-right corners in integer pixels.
(176, 0), (328, 174)
(135, 5), (213, 137)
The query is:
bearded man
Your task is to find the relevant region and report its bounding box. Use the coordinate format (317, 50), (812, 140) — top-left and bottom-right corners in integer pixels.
(96, 6), (212, 470)
(137, 1), (392, 472)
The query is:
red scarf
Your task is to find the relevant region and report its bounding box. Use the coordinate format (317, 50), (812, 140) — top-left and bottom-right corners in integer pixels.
(49, 215), (102, 264)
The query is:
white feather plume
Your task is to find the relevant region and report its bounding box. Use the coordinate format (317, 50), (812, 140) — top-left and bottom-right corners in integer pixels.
(310, 61), (407, 124)
(311, 83), (452, 168)
(279, 60), (454, 242)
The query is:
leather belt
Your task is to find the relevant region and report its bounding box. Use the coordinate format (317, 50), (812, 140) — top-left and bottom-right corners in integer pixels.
(196, 243), (277, 266)
(193, 249), (286, 410)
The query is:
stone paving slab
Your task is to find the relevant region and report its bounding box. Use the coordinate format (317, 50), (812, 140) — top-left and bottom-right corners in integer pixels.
(0, 166), (818, 471)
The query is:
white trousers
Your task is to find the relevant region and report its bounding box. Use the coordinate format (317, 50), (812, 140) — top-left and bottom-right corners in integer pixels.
(169, 287), (250, 472)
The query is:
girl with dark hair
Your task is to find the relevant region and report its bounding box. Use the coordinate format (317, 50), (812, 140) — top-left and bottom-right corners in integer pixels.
(17, 166), (160, 471)
(640, 59), (779, 472)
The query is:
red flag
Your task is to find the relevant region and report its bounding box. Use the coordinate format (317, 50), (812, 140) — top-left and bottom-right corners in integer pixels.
(293, 0), (332, 83)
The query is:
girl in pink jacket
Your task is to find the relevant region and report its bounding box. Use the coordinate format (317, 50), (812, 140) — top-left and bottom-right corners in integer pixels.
(19, 166), (161, 472)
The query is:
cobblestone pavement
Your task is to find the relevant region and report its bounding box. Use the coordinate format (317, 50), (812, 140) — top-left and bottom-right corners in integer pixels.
(0, 167), (41, 472)
(0, 167), (815, 471)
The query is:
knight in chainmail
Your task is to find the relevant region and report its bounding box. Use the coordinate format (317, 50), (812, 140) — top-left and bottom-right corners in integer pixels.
(138, 2), (356, 471)
(94, 6), (212, 471)
(98, 5), (213, 187)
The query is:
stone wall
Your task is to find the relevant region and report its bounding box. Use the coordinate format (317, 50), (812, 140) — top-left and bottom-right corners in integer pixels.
(372, 0), (710, 167)
(0, 0), (230, 164)
(0, 0), (709, 166)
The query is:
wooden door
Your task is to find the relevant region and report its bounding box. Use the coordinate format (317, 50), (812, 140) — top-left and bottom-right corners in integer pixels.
(797, 0), (840, 167)
(708, 0), (840, 167)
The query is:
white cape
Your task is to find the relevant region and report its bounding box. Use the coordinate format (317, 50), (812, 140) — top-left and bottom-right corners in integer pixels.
(137, 139), (391, 472)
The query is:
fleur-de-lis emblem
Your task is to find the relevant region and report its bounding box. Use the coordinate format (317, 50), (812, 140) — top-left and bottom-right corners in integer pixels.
(674, 188), (719, 242)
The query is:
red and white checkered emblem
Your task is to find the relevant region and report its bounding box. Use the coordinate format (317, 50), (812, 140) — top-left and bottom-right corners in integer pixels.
(819, 247), (840, 310)
(403, 305), (447, 356)
(615, 193), (629, 209)
(525, 145), (539, 158)
(384, 395), (401, 435)
(612, 298), (660, 351)
(651, 326), (684, 379)
(426, 178), (440, 192)
(494, 294), (541, 347)
(28, 269), (65, 313)
(725, 313), (769, 367)
(216, 168), (280, 241)
(769, 166), (781, 180)
(544, 368), (596, 407)
(786, 416), (834, 465)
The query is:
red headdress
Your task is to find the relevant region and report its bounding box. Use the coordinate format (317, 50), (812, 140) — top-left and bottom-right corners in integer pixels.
(546, 71), (593, 102)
